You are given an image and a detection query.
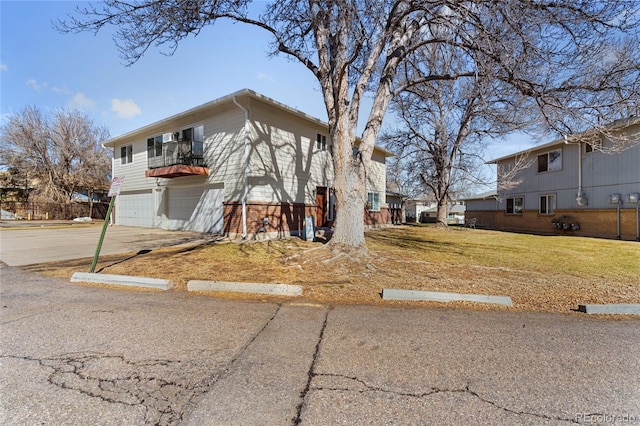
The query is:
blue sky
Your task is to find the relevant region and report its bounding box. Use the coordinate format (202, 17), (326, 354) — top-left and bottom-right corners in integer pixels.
(1, 1), (533, 163)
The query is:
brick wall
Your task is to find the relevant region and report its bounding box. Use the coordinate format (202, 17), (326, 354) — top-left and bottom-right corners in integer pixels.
(223, 202), (392, 238)
(466, 208), (639, 241)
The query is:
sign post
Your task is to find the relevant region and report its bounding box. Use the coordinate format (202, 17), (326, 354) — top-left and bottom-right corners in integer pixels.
(90, 177), (123, 273)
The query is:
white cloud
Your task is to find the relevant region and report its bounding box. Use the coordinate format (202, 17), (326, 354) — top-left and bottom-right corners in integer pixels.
(111, 98), (141, 118)
(52, 85), (71, 95)
(69, 92), (95, 109)
(26, 79), (47, 91)
(257, 72), (275, 82)
(0, 63), (7, 71)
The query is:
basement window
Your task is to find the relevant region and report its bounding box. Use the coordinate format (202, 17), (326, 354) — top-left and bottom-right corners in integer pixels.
(539, 194), (555, 215)
(367, 192), (380, 211)
(506, 197), (523, 214)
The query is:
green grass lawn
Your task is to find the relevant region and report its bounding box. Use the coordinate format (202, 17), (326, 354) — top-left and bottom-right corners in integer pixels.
(367, 225), (640, 281)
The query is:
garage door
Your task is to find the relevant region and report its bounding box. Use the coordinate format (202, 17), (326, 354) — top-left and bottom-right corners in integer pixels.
(166, 186), (223, 233)
(117, 190), (154, 228)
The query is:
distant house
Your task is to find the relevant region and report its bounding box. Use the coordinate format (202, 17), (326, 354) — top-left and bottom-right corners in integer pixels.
(465, 119), (640, 241)
(418, 200), (467, 224)
(385, 190), (407, 224)
(405, 198), (434, 223)
(103, 89), (392, 238)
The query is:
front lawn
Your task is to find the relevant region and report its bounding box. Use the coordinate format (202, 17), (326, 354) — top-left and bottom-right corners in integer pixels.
(30, 225), (640, 313)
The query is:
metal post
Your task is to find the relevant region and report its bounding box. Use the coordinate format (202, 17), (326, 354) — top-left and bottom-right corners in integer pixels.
(90, 196), (116, 273)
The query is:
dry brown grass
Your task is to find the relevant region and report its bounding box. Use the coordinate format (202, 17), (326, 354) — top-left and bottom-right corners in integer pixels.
(27, 225), (640, 314)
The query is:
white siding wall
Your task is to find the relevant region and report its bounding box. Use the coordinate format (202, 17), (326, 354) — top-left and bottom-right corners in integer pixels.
(200, 107), (245, 201)
(367, 150), (388, 207)
(246, 98), (334, 204)
(108, 92), (390, 230)
(112, 138), (153, 192)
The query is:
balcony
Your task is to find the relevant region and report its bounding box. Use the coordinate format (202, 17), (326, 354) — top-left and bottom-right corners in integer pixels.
(145, 139), (209, 178)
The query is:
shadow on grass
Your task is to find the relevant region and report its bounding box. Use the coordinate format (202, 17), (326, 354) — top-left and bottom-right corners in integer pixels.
(96, 249), (152, 273)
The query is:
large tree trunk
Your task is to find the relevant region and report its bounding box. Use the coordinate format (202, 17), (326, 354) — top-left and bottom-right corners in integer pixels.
(327, 116), (367, 250)
(435, 200), (448, 229)
(331, 162), (366, 249)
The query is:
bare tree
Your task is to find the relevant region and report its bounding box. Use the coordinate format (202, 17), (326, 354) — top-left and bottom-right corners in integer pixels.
(0, 106), (111, 206)
(58, 0), (639, 252)
(384, 40), (531, 228)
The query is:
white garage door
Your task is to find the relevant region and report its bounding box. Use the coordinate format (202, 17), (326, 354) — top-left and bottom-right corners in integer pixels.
(167, 186), (223, 233)
(117, 190), (154, 228)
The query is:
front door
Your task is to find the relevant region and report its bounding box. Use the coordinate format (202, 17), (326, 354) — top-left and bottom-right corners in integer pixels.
(315, 186), (327, 227)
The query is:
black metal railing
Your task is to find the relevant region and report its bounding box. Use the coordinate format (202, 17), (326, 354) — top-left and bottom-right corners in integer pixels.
(147, 140), (206, 169)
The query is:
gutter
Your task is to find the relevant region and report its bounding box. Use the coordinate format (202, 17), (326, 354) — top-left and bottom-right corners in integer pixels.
(233, 96), (250, 239)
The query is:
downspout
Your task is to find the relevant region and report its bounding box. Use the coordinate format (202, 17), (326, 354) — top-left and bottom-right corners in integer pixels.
(233, 96), (250, 239)
(566, 136), (587, 206)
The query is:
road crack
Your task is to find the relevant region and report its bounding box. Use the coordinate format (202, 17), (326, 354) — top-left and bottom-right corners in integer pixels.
(2, 352), (216, 425)
(310, 373), (578, 423)
(293, 306), (332, 425)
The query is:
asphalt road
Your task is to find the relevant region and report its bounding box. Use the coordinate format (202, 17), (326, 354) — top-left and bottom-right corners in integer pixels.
(1, 225), (639, 424)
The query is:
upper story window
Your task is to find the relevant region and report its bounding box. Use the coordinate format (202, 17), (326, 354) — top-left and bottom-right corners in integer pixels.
(120, 145), (133, 165)
(147, 136), (163, 158)
(537, 148), (562, 173)
(316, 133), (327, 151)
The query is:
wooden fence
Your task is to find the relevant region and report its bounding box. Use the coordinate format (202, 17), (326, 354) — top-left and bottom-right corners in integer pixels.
(0, 201), (109, 221)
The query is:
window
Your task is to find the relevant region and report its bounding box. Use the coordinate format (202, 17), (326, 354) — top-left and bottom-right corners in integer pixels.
(539, 194), (555, 215)
(585, 143), (593, 153)
(147, 136), (163, 158)
(316, 133), (327, 151)
(120, 145), (133, 165)
(506, 197), (523, 214)
(537, 149), (562, 172)
(367, 192), (380, 211)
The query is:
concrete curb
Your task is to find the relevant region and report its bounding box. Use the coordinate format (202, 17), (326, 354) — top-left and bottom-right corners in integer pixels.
(70, 272), (173, 291)
(187, 280), (303, 297)
(578, 304), (640, 315)
(382, 288), (513, 307)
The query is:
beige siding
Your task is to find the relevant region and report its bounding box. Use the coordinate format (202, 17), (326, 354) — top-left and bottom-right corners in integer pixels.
(246, 98), (334, 204)
(201, 107), (246, 201)
(366, 155), (387, 207)
(112, 138), (153, 192)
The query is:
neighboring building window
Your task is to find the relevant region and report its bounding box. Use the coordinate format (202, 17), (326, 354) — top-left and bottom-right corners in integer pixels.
(537, 148), (562, 172)
(367, 192), (380, 211)
(316, 133), (327, 151)
(147, 136), (163, 158)
(539, 194), (555, 215)
(120, 145), (133, 165)
(585, 143), (593, 153)
(506, 197), (523, 214)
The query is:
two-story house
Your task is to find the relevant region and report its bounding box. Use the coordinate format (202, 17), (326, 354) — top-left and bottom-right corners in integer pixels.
(465, 118), (640, 241)
(103, 89), (391, 238)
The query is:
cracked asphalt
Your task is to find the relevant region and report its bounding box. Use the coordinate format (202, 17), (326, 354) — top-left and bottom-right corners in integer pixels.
(1, 262), (639, 425)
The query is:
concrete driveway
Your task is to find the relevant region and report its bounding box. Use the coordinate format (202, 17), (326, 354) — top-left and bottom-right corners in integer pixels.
(0, 222), (219, 266)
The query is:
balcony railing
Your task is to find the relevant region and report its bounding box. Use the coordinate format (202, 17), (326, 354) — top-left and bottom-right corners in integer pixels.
(147, 140), (206, 169)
